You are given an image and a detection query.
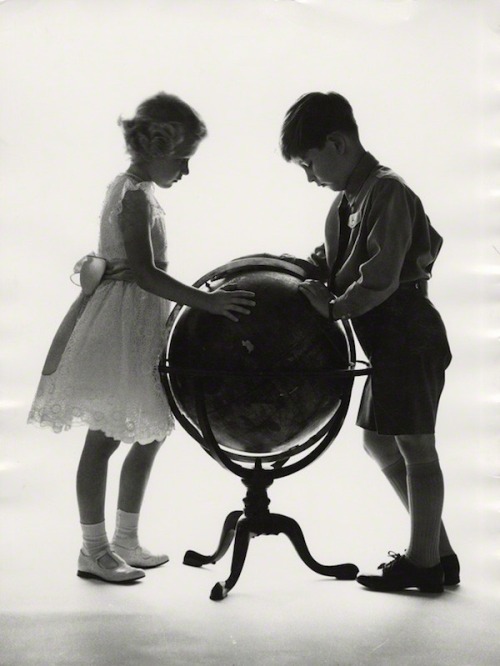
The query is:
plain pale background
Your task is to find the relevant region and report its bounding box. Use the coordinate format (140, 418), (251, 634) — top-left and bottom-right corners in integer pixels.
(1, 1), (499, 665)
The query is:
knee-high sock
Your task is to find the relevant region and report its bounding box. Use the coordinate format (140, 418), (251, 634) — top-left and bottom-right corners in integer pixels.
(382, 458), (454, 558)
(405, 459), (444, 567)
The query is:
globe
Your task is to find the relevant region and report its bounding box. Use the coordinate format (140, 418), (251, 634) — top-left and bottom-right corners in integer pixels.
(163, 257), (353, 460)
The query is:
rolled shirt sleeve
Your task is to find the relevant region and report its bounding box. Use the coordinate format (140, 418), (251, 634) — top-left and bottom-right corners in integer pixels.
(305, 243), (330, 282)
(330, 177), (428, 320)
(279, 245), (329, 282)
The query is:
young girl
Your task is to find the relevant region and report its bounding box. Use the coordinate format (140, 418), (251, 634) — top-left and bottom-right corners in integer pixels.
(28, 92), (255, 583)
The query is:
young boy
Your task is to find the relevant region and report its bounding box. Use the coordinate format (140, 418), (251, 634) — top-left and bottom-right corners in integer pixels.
(280, 92), (459, 593)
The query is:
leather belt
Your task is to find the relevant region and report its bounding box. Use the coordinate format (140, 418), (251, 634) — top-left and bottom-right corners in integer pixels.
(399, 279), (427, 293)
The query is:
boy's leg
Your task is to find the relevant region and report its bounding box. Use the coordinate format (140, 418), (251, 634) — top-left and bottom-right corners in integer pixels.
(395, 434), (443, 568)
(363, 430), (401, 469)
(363, 430), (455, 557)
(357, 432), (446, 592)
(112, 441), (169, 568)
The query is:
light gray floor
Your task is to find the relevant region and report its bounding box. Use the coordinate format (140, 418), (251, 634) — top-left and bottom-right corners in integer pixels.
(1, 396), (498, 666)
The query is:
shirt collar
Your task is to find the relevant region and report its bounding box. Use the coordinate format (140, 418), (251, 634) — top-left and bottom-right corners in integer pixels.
(343, 152), (379, 207)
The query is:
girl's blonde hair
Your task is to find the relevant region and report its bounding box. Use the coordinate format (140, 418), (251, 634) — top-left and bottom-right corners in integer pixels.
(119, 92), (207, 161)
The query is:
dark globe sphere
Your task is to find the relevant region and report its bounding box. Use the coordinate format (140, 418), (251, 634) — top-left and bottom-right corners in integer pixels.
(164, 258), (352, 459)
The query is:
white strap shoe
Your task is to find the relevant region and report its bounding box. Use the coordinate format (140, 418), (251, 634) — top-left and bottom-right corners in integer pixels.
(111, 542), (170, 569)
(77, 548), (145, 583)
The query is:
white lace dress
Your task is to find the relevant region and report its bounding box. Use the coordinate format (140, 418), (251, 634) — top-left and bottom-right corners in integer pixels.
(28, 174), (175, 444)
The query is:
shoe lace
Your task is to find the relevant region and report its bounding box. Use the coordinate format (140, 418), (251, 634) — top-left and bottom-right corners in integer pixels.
(377, 551), (403, 571)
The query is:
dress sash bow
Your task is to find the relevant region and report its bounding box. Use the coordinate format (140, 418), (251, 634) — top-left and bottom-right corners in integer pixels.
(42, 254), (167, 375)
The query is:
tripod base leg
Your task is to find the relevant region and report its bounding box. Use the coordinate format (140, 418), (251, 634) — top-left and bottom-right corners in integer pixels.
(273, 513), (359, 579)
(184, 510), (243, 567)
(210, 519), (251, 601)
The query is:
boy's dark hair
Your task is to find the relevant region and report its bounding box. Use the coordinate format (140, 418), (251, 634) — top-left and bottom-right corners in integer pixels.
(280, 92), (358, 161)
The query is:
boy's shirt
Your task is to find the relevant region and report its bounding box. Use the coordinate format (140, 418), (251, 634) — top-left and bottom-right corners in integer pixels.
(306, 152), (443, 320)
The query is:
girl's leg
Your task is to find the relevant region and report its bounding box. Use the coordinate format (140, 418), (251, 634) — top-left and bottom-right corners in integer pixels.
(117, 440), (163, 513)
(76, 430), (144, 581)
(77, 429), (120, 525)
(111, 441), (169, 568)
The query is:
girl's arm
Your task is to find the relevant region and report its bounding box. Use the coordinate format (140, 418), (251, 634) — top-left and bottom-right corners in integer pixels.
(119, 189), (255, 321)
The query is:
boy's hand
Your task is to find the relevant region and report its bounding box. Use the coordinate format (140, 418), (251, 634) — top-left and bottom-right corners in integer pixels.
(298, 280), (330, 318)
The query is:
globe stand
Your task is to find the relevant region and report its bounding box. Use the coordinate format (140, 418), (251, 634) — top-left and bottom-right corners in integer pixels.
(184, 460), (359, 601)
(160, 255), (371, 601)
(171, 375), (363, 601)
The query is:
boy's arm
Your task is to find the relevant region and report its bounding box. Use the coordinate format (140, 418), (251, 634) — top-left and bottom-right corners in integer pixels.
(329, 178), (415, 320)
(284, 193), (343, 282)
(281, 245), (329, 282)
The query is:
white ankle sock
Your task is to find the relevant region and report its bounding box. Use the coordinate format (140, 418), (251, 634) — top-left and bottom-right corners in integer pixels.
(112, 509), (140, 549)
(81, 521), (109, 557)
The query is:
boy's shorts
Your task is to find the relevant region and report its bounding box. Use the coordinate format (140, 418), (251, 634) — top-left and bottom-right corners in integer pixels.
(351, 284), (452, 435)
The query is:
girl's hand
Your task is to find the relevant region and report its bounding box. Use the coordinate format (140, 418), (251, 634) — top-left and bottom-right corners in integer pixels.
(206, 288), (256, 322)
(297, 280), (330, 318)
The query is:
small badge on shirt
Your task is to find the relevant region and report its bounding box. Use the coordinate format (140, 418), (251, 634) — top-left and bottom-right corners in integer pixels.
(348, 212), (361, 229)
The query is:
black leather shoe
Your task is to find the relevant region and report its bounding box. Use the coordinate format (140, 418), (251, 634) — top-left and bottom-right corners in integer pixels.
(441, 553), (460, 586)
(376, 552), (460, 586)
(357, 552), (444, 593)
